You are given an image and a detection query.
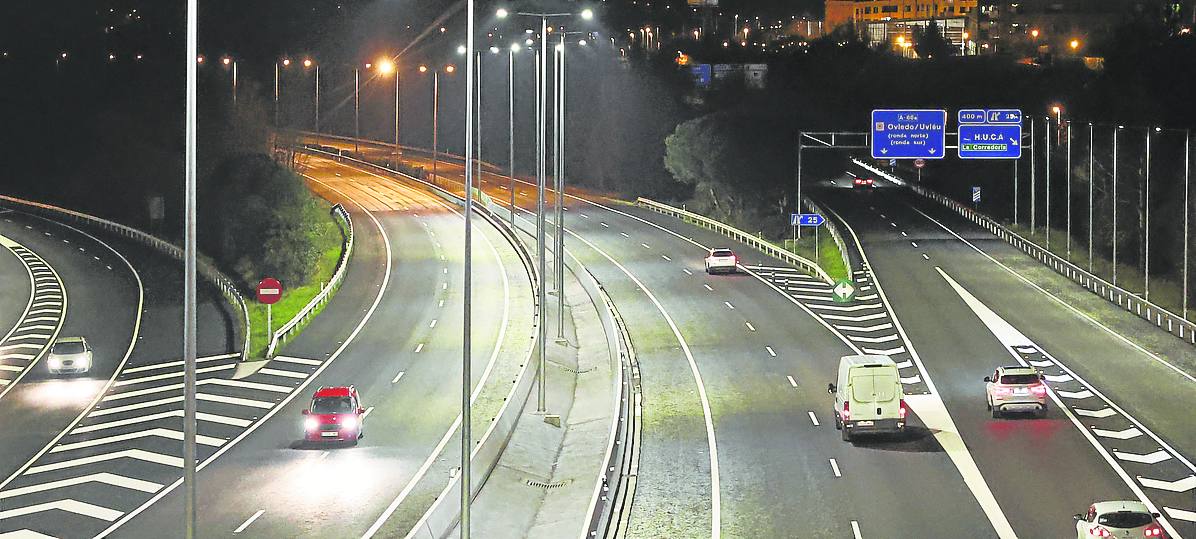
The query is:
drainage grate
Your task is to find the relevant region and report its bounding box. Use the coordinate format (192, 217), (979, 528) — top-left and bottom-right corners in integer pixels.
(525, 478), (573, 490)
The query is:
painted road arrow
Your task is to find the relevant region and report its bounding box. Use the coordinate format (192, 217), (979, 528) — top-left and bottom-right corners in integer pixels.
(1137, 475), (1196, 493)
(1092, 427), (1143, 440)
(1113, 449), (1172, 465)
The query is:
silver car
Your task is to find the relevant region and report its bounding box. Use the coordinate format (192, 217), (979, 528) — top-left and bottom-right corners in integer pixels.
(47, 337), (93, 375)
(1074, 500), (1166, 538)
(984, 365), (1047, 418)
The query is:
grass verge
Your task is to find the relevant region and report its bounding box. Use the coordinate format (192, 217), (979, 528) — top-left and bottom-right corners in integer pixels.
(783, 232), (850, 282)
(244, 200), (345, 358)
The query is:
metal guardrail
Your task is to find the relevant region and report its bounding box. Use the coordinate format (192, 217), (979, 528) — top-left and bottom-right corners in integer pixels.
(853, 158), (1196, 347)
(264, 204), (353, 358)
(0, 194), (251, 359)
(634, 197), (835, 285)
(801, 197), (856, 274)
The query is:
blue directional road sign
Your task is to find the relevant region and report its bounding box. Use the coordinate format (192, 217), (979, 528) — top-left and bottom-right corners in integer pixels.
(987, 109), (1022, 124)
(958, 109), (987, 124)
(792, 213), (825, 227)
(959, 124), (1022, 159)
(871, 110), (947, 160)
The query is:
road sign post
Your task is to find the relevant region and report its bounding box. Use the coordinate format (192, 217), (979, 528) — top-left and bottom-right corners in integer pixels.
(871, 110), (947, 160)
(972, 186), (981, 210)
(794, 213), (824, 260)
(256, 277), (283, 337)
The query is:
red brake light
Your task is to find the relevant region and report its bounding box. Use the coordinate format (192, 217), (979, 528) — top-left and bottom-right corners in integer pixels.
(1031, 384), (1047, 396)
(899, 399), (907, 419)
(1144, 525), (1164, 537)
(841, 401), (850, 420)
(993, 386), (1013, 396)
(1088, 526), (1111, 537)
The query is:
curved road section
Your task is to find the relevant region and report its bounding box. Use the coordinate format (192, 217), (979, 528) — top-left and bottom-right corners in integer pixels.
(0, 233), (66, 394)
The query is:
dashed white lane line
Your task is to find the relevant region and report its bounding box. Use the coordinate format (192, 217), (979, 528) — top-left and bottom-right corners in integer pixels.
(429, 319), (438, 329)
(414, 343), (424, 353)
(786, 376), (798, 388)
(765, 346), (777, 357)
(921, 253), (931, 260)
(829, 458), (842, 478)
(683, 269), (693, 276)
(233, 509), (265, 534)
(745, 322), (756, 332)
(901, 231), (908, 237)
(808, 411), (819, 426)
(391, 371), (405, 384)
(661, 255), (672, 261)
(703, 284), (713, 291)
(724, 301), (734, 310)
(600, 222), (609, 228)
(911, 241), (918, 248)
(441, 282), (447, 290)
(851, 520), (863, 539)
(438, 300), (445, 308)
(620, 232), (630, 238)
(361, 406), (375, 419)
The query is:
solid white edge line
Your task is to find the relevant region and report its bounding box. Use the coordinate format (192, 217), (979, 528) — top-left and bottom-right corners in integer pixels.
(0, 216), (144, 497)
(94, 172), (394, 538)
(361, 172), (516, 539)
(908, 205), (1196, 387)
(937, 267), (1182, 539)
(820, 203), (1016, 539)
(233, 509), (265, 534)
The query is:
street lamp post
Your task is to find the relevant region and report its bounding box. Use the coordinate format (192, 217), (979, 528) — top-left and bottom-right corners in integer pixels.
(1113, 126), (1120, 286)
(1031, 118), (1037, 233)
(1066, 121), (1072, 260)
(461, 2), (475, 535)
(1089, 123), (1094, 272)
(508, 43), (519, 225)
(183, 1), (198, 537)
(1185, 129), (1191, 320)
(354, 67), (360, 153)
(1046, 116), (1052, 249)
(314, 64), (320, 147)
(1145, 128), (1153, 300)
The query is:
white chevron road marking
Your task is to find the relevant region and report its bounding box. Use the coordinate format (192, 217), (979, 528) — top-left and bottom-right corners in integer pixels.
(0, 472), (161, 499)
(1113, 449), (1172, 465)
(26, 449), (183, 474)
(833, 323), (894, 333)
(0, 499), (123, 522)
(1137, 475), (1196, 493)
(1056, 389), (1094, 400)
(848, 334), (900, 344)
(50, 428), (224, 453)
(1072, 407), (1116, 418)
(1164, 507), (1196, 523)
(820, 312), (888, 322)
(1091, 427), (1142, 440)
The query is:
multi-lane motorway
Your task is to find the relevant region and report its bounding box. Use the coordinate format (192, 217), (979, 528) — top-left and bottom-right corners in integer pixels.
(4, 134), (1196, 538)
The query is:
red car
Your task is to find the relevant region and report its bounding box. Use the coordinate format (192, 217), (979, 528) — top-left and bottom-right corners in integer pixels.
(302, 386), (365, 445)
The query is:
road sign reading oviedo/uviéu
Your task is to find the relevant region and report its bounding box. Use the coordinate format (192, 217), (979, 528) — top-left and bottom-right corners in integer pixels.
(792, 213), (825, 227)
(958, 108), (1023, 160)
(870, 109), (947, 160)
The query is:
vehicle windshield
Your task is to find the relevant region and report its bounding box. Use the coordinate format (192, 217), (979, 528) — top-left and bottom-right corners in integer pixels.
(52, 342), (85, 355)
(999, 374), (1040, 385)
(311, 397), (354, 415)
(1097, 511), (1153, 528)
(712, 250), (734, 257)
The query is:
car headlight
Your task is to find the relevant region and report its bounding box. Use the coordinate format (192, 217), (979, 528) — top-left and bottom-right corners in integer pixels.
(48, 358), (62, 369)
(341, 416), (358, 430)
(304, 417), (318, 431)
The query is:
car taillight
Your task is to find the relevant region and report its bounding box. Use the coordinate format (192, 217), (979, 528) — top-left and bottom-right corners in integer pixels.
(1031, 384), (1047, 396)
(1088, 526), (1111, 537)
(841, 401), (850, 421)
(898, 399), (907, 419)
(1144, 525), (1164, 537)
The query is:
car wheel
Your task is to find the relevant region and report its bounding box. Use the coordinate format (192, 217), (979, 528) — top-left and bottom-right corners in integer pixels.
(1037, 405), (1048, 419)
(841, 427), (852, 442)
(833, 411), (842, 430)
(991, 407), (1000, 419)
(705, 266), (712, 275)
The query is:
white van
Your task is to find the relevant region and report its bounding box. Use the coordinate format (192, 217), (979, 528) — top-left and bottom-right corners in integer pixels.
(828, 355), (906, 442)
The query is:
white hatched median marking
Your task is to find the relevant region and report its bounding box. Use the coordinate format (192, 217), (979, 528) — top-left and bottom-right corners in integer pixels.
(115, 363), (235, 386)
(258, 368), (307, 380)
(92, 396), (184, 416)
(724, 302), (734, 310)
(683, 268), (693, 275)
(833, 323), (894, 333)
(1072, 407), (1116, 418)
(1113, 449), (1171, 465)
(809, 303), (883, 312)
(848, 334), (899, 344)
(52, 428), (224, 453)
(745, 322), (756, 332)
(1028, 359), (1054, 368)
(820, 312), (888, 322)
(1057, 389), (1095, 400)
(0, 499), (123, 522)
(703, 284), (713, 291)
(851, 520), (863, 539)
(862, 346), (906, 356)
(895, 360), (914, 369)
(1136, 475), (1196, 493)
(1091, 427), (1142, 440)
(0, 472), (161, 499)
(197, 393), (275, 409)
(1164, 507), (1196, 523)
(234, 509), (266, 534)
(123, 353), (240, 374)
(899, 375), (922, 385)
(808, 411), (819, 426)
(73, 410), (251, 434)
(641, 243), (651, 249)
(620, 232), (630, 238)
(829, 458), (842, 477)
(661, 255), (671, 261)
(27, 449), (183, 474)
(429, 319), (438, 328)
(1043, 373), (1073, 383)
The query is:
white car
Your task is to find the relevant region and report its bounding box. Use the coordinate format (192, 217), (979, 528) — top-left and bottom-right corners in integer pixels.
(47, 337), (93, 375)
(704, 248), (738, 274)
(1074, 501), (1166, 538)
(985, 365), (1047, 418)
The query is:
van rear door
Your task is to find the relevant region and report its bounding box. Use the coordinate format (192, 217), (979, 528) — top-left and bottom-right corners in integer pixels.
(849, 369), (899, 420)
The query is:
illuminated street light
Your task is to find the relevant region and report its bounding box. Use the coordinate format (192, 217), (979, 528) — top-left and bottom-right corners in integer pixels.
(445, 64), (456, 73)
(282, 58), (291, 67)
(490, 46), (501, 54)
(511, 42), (523, 53)
(197, 55), (205, 64)
(303, 58), (313, 68)
(419, 64), (428, 73)
(1031, 29), (1040, 39)
(222, 56), (231, 66)
(496, 7), (509, 18)
(1069, 39), (1080, 50)
(377, 58), (395, 74)
(457, 44), (468, 55)
(582, 8), (594, 20)
(578, 38), (588, 46)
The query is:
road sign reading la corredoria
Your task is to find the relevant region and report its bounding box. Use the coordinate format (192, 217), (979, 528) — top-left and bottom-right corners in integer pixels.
(256, 277), (283, 305)
(870, 110), (947, 160)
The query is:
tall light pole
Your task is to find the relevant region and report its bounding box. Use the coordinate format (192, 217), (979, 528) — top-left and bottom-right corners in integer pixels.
(314, 63), (320, 147)
(508, 43), (520, 225)
(354, 66), (360, 153)
(1046, 116), (1052, 248)
(1184, 129), (1191, 320)
(552, 34), (586, 341)
(1066, 121), (1072, 260)
(461, 1), (475, 535)
(1145, 128), (1154, 300)
(1031, 117), (1037, 233)
(1113, 126), (1120, 286)
(1089, 123), (1094, 272)
(183, 1), (198, 537)
(500, 6), (594, 413)
(420, 64), (454, 187)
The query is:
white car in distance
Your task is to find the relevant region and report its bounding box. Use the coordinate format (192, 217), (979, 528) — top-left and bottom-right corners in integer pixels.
(985, 365), (1048, 418)
(47, 336), (93, 375)
(704, 248), (738, 274)
(1074, 501), (1166, 538)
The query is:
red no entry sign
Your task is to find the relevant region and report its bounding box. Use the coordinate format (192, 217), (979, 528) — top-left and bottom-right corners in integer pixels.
(256, 277), (283, 305)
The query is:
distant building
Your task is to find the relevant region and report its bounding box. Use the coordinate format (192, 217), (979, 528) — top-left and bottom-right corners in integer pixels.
(976, 0), (1191, 56)
(825, 0), (978, 54)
